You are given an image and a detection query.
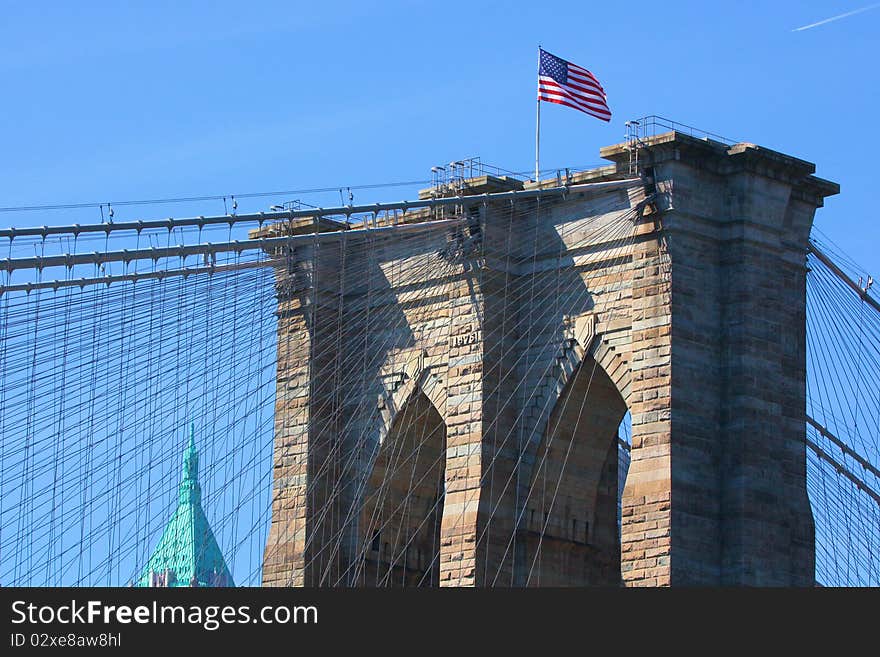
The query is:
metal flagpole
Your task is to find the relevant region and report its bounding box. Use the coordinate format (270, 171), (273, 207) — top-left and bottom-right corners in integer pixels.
(535, 45), (541, 182)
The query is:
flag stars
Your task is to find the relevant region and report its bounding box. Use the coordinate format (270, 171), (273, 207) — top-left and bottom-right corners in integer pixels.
(540, 50), (568, 84)
(537, 48), (611, 122)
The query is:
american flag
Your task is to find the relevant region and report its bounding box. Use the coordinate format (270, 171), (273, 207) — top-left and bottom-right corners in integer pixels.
(538, 48), (611, 122)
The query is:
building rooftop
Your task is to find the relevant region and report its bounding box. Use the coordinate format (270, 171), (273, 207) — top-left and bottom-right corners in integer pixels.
(136, 425), (234, 587)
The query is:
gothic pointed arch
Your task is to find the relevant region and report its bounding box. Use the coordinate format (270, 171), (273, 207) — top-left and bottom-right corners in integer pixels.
(521, 350), (628, 586)
(355, 386), (446, 586)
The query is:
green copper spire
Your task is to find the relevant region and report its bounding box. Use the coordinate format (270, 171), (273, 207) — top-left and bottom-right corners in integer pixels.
(136, 425), (234, 587)
(179, 422), (201, 506)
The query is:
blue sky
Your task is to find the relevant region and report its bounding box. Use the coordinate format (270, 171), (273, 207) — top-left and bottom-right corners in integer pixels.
(1, 0), (878, 271)
(1, 1), (878, 586)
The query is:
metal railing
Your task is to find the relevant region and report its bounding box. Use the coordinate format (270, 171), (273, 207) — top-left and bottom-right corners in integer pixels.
(626, 115), (738, 146)
(428, 157), (611, 197)
(430, 157), (528, 192)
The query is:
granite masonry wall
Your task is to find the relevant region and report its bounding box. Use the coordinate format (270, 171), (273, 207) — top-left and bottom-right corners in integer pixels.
(262, 132), (838, 586)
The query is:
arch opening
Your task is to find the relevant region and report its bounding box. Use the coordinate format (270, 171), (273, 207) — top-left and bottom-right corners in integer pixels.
(617, 411), (632, 544)
(524, 354), (628, 586)
(356, 389), (446, 586)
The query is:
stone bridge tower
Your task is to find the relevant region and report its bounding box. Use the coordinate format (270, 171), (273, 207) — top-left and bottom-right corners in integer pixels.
(260, 132), (838, 587)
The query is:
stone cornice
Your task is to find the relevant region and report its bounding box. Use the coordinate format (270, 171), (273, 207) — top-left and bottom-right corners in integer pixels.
(600, 131), (839, 206)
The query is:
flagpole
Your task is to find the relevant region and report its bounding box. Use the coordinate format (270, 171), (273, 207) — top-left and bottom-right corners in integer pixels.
(535, 45), (541, 183)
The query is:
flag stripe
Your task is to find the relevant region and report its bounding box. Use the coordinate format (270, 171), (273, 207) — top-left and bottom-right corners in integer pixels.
(538, 88), (611, 120)
(538, 91), (610, 120)
(540, 75), (605, 104)
(537, 48), (610, 121)
(568, 64), (604, 90)
(538, 79), (611, 117)
(540, 95), (611, 122)
(565, 73), (605, 97)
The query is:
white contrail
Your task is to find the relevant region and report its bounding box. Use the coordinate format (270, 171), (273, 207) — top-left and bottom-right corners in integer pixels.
(793, 2), (880, 31)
